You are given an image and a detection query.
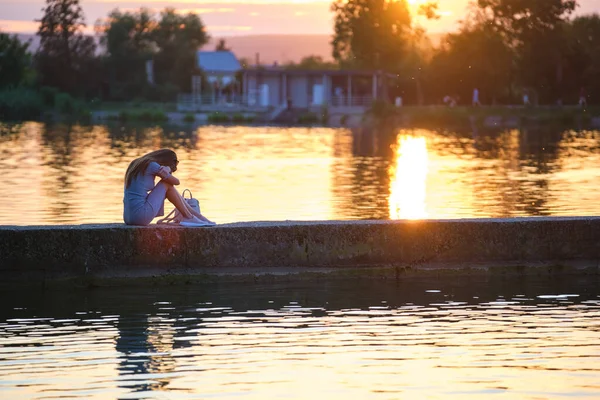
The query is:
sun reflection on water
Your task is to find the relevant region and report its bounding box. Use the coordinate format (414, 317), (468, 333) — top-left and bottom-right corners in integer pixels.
(389, 135), (428, 220)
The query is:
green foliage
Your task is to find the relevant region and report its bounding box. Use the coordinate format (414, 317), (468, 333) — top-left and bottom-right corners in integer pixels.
(152, 8), (210, 92)
(427, 23), (512, 105)
(230, 113), (257, 123)
(207, 112), (230, 123)
(340, 114), (349, 126)
(331, 0), (420, 71)
(0, 33), (31, 89)
(183, 113), (195, 123)
(320, 105), (330, 125)
(297, 112), (319, 125)
(474, 0), (578, 104)
(55, 93), (78, 114)
(0, 88), (44, 121)
(39, 86), (59, 107)
(36, 0), (96, 95)
(564, 15), (600, 103)
(118, 109), (168, 123)
(97, 7), (209, 100)
(231, 113), (246, 123)
(285, 55), (338, 70)
(153, 84), (180, 103)
(476, 0), (577, 41)
(97, 8), (155, 99)
(369, 99), (397, 119)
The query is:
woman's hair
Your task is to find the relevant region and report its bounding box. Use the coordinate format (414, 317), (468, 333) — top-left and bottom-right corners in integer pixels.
(124, 149), (177, 188)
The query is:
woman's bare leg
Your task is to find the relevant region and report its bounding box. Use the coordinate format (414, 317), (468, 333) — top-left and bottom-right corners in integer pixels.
(165, 185), (194, 219)
(166, 186), (214, 222)
(177, 192), (214, 222)
(182, 200), (214, 223)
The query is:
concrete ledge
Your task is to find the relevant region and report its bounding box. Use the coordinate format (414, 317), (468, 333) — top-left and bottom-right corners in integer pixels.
(1, 217), (600, 285)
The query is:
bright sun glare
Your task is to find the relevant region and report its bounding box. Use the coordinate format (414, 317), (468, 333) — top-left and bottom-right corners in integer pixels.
(389, 135), (428, 220)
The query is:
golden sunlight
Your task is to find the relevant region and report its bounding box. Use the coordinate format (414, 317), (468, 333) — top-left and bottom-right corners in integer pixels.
(389, 135), (428, 220)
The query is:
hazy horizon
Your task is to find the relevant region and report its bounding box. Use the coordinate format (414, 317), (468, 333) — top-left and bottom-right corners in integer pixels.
(0, 0), (481, 36)
(2, 0), (600, 37)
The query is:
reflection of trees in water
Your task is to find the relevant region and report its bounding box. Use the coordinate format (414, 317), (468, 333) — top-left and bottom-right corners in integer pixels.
(40, 123), (77, 222)
(0, 123), (23, 141)
(471, 125), (566, 216)
(437, 124), (567, 217)
(330, 126), (393, 220)
(515, 127), (563, 216)
(106, 124), (199, 153)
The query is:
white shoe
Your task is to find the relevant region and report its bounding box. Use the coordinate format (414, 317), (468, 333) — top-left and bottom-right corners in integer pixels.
(180, 217), (213, 227)
(196, 215), (217, 226)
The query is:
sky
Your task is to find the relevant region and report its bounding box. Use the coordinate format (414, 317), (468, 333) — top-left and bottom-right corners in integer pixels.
(1, 0), (600, 37)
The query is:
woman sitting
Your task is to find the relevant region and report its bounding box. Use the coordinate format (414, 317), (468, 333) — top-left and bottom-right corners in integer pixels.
(123, 149), (214, 227)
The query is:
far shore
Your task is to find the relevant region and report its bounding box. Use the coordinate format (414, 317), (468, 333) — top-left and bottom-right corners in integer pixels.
(88, 103), (600, 129)
(3, 101), (600, 129)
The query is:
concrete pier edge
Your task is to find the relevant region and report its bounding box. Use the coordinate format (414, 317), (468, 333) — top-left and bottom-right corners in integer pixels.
(1, 217), (599, 287)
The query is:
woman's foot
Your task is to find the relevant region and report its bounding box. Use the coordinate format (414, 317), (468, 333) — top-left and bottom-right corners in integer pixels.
(197, 215), (217, 226)
(181, 216), (213, 227)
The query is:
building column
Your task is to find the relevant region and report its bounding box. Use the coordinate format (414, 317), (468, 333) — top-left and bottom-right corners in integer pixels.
(322, 74), (327, 105)
(283, 74), (288, 106)
(243, 71), (247, 104)
(307, 75), (312, 107)
(372, 73), (378, 101)
(347, 75), (352, 107)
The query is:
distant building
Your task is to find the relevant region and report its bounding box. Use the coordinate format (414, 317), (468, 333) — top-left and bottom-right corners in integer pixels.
(181, 50), (389, 114)
(192, 50), (242, 96)
(242, 66), (387, 110)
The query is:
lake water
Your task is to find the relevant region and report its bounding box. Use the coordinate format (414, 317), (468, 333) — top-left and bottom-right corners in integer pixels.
(0, 275), (599, 399)
(1, 122), (600, 225)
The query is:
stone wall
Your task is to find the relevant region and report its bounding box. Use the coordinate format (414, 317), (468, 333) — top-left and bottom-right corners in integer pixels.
(1, 217), (599, 285)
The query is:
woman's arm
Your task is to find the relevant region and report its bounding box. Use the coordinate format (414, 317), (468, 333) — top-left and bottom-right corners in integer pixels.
(157, 166), (181, 185)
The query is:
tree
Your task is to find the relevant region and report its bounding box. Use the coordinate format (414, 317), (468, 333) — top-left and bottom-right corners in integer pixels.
(96, 7), (210, 100)
(285, 55), (338, 70)
(476, 0), (578, 103)
(563, 14), (600, 102)
(0, 33), (32, 89)
(96, 8), (155, 99)
(215, 38), (230, 52)
(427, 22), (513, 104)
(152, 8), (210, 92)
(35, 0), (96, 94)
(477, 0), (577, 41)
(330, 0), (413, 71)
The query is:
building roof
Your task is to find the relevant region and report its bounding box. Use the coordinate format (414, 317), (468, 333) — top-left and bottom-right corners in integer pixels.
(197, 51), (242, 73)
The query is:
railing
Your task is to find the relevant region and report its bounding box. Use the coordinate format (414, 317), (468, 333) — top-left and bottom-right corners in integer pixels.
(329, 96), (373, 108)
(177, 93), (269, 112)
(266, 104), (288, 122)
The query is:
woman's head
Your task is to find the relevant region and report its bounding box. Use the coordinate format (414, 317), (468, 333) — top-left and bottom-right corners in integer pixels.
(148, 149), (179, 172)
(124, 149), (179, 188)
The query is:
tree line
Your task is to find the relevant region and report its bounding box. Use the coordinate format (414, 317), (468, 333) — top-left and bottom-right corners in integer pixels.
(0, 0), (210, 119)
(0, 0), (599, 115)
(331, 0), (598, 106)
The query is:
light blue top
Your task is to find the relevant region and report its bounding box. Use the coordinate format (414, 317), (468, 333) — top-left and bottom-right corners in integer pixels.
(123, 162), (166, 225)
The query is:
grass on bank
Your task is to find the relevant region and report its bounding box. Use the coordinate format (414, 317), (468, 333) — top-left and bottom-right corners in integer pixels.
(0, 87), (91, 122)
(368, 100), (600, 127)
(206, 112), (256, 124)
